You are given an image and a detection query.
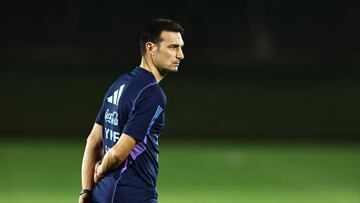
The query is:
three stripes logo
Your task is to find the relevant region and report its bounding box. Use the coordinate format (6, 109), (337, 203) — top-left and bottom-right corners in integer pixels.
(107, 84), (125, 106)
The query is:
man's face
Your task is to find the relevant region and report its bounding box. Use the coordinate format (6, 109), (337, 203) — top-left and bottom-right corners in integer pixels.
(152, 31), (184, 73)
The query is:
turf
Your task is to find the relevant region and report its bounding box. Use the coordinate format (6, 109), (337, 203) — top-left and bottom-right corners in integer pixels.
(0, 139), (358, 203)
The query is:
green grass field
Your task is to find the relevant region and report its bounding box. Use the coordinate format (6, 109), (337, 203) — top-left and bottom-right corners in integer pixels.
(0, 139), (359, 203)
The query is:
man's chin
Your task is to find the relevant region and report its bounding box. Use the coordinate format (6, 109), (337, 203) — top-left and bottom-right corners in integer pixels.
(172, 67), (179, 72)
(159, 66), (178, 75)
(170, 65), (179, 72)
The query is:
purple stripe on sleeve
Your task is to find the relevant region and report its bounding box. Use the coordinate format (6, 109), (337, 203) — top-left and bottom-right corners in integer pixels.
(130, 142), (147, 160)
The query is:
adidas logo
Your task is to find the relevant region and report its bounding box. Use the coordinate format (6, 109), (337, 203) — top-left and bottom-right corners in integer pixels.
(107, 84), (125, 106)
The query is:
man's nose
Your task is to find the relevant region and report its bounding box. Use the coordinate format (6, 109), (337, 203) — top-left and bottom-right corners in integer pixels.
(177, 48), (184, 60)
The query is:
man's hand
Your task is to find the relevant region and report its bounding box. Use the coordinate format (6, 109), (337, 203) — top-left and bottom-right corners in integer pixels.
(78, 193), (91, 203)
(94, 160), (103, 182)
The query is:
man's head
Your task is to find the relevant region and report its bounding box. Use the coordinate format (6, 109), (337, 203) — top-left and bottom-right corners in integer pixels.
(140, 18), (185, 73)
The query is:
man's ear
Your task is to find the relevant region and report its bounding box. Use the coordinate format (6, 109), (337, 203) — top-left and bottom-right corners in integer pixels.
(146, 42), (157, 56)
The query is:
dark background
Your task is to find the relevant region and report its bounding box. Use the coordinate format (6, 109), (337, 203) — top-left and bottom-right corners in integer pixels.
(1, 0), (360, 141)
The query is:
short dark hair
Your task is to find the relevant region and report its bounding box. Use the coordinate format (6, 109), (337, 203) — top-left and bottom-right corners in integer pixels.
(139, 18), (184, 56)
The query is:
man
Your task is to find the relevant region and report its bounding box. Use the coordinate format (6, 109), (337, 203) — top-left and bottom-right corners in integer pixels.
(79, 18), (185, 203)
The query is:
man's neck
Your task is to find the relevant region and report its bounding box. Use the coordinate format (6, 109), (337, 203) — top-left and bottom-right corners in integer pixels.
(139, 57), (165, 83)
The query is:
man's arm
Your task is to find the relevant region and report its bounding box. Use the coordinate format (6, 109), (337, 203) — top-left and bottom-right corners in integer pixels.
(95, 133), (136, 180)
(80, 123), (103, 190)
